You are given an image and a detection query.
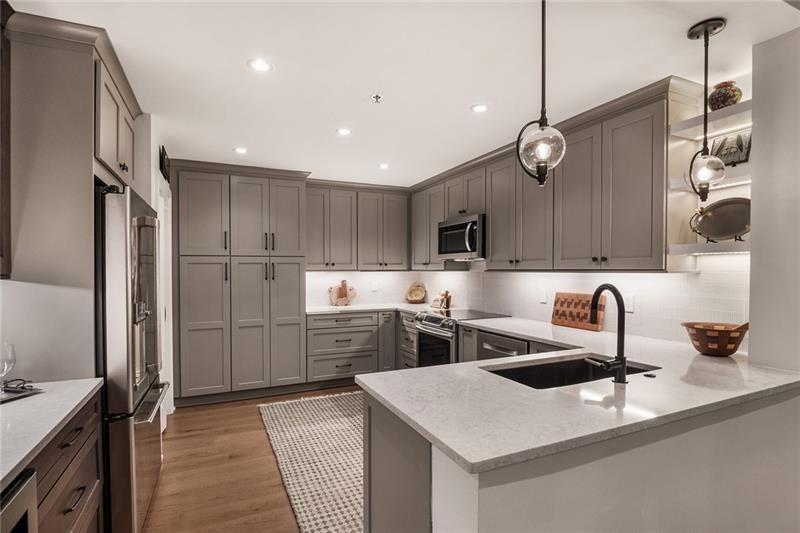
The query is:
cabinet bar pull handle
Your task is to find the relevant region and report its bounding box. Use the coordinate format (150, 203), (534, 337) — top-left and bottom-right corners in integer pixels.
(271, 233), (275, 251)
(592, 256), (599, 262)
(265, 263), (269, 280)
(335, 318), (352, 322)
(265, 233), (269, 250)
(335, 363), (352, 369)
(59, 426), (84, 449)
(335, 338), (352, 343)
(223, 231), (228, 250)
(63, 486), (87, 514)
(224, 262), (228, 281)
(271, 263), (275, 281)
(601, 256), (608, 262)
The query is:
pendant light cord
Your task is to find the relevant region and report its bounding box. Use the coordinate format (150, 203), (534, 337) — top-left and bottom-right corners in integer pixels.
(540, 0), (548, 126)
(702, 29), (709, 154)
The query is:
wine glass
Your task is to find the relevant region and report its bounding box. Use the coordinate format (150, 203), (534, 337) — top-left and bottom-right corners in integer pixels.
(1, 343), (16, 382)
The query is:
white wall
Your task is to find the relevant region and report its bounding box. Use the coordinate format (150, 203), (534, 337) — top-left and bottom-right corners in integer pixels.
(748, 27), (800, 371)
(307, 255), (749, 349)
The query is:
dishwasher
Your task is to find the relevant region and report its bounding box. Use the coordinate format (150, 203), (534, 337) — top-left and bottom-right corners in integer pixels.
(477, 331), (570, 360)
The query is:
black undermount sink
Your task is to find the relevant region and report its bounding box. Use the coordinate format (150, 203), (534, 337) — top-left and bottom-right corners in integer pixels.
(488, 355), (661, 390)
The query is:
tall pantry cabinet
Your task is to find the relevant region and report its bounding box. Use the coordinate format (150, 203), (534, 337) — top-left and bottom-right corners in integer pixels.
(176, 163), (308, 398)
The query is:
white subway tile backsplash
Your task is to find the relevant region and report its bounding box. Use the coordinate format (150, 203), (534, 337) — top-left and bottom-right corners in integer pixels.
(307, 255), (749, 350)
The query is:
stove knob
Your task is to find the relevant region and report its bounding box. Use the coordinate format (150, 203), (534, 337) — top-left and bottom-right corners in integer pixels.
(443, 319), (454, 328)
(414, 312), (424, 321)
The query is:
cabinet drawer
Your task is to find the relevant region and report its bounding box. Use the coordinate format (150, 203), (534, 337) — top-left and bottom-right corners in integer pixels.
(399, 312), (417, 330)
(399, 327), (417, 353)
(31, 392), (101, 505)
(38, 427), (101, 533)
(306, 312), (378, 329)
(398, 350), (417, 369)
(308, 326), (378, 356)
(308, 352), (378, 382)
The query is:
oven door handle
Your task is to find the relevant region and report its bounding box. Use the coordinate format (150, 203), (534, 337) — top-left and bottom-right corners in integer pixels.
(464, 222), (474, 252)
(415, 323), (454, 339)
(134, 383), (170, 425)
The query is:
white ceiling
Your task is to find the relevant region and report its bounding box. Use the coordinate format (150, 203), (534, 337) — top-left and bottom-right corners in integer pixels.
(13, 1), (800, 186)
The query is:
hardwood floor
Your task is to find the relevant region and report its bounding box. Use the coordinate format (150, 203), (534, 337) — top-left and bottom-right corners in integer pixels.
(143, 385), (359, 533)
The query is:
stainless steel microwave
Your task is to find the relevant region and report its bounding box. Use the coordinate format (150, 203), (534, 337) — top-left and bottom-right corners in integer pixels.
(437, 214), (485, 260)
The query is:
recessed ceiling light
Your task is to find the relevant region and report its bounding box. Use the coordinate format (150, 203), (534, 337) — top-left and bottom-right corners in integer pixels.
(336, 128), (352, 136)
(379, 163), (389, 170)
(234, 146), (247, 154)
(247, 58), (272, 72)
(471, 104), (489, 113)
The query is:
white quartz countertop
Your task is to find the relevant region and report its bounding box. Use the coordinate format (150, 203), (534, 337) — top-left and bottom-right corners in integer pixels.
(357, 318), (800, 474)
(1, 378), (103, 491)
(306, 302), (432, 315)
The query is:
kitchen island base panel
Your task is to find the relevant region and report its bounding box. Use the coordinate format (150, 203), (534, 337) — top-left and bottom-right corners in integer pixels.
(363, 393), (431, 533)
(427, 388), (800, 533)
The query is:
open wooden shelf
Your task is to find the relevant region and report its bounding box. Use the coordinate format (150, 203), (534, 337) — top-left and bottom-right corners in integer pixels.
(668, 240), (750, 256)
(670, 100), (752, 140)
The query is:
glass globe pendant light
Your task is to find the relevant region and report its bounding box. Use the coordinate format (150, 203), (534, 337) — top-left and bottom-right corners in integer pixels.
(686, 17), (727, 202)
(516, 0), (565, 187)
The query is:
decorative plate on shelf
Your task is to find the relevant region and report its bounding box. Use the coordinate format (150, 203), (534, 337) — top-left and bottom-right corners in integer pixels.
(406, 282), (426, 304)
(689, 197), (750, 242)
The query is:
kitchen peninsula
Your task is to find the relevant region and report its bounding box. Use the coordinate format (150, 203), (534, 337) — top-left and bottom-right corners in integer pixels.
(357, 322), (800, 532)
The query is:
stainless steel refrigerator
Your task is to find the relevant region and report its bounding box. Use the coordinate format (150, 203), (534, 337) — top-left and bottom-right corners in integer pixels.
(95, 181), (168, 533)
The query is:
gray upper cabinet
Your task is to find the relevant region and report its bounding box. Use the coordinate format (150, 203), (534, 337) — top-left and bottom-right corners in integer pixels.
(231, 175), (270, 256)
(601, 100), (666, 270)
(178, 171), (230, 256)
(358, 192), (408, 270)
(270, 257), (306, 386)
(305, 188), (329, 270)
(554, 124), (603, 270)
(231, 257), (270, 391)
(445, 168), (486, 219)
(553, 100), (666, 271)
(358, 192), (383, 270)
(179, 256), (231, 397)
(306, 187), (357, 271)
(382, 193), (409, 270)
(95, 60), (134, 184)
(270, 179), (306, 257)
(329, 189), (358, 270)
(516, 163), (554, 269)
(411, 184), (445, 270)
(486, 157), (517, 269)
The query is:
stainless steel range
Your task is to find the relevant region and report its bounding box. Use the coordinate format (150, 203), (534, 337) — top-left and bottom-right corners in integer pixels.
(413, 309), (508, 366)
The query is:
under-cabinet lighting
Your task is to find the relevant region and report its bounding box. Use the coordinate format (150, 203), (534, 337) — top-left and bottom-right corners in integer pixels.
(247, 58), (272, 72)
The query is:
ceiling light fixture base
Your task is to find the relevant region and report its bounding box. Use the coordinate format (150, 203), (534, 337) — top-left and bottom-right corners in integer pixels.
(687, 18), (726, 40)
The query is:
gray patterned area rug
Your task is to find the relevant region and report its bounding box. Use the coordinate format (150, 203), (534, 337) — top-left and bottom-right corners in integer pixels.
(259, 391), (364, 533)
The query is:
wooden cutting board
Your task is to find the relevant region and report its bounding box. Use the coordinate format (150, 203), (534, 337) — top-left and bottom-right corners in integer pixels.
(551, 292), (606, 332)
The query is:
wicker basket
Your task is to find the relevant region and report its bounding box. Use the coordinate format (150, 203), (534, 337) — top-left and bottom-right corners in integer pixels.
(681, 322), (749, 357)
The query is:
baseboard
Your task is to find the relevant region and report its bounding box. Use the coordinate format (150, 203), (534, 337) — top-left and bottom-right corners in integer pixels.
(174, 378), (357, 407)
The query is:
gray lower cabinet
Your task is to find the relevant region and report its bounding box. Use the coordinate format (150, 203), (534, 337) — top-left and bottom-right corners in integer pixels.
(270, 257), (307, 386)
(308, 352), (378, 382)
(306, 187), (357, 270)
(306, 311), (380, 381)
(459, 325), (478, 362)
(231, 257), (270, 391)
(308, 326), (378, 356)
(378, 312), (396, 371)
(358, 192), (409, 270)
(554, 124), (603, 269)
(444, 167), (485, 219)
(231, 176), (270, 256)
(411, 184), (445, 270)
(179, 256), (231, 396)
(554, 100), (666, 270)
(178, 171), (230, 256)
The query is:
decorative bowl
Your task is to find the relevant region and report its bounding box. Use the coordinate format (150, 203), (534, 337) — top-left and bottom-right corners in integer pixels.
(681, 322), (749, 357)
(708, 81), (742, 111)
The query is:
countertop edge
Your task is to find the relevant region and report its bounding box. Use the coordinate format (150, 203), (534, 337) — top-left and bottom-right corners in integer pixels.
(357, 376), (800, 475)
(0, 378), (104, 491)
